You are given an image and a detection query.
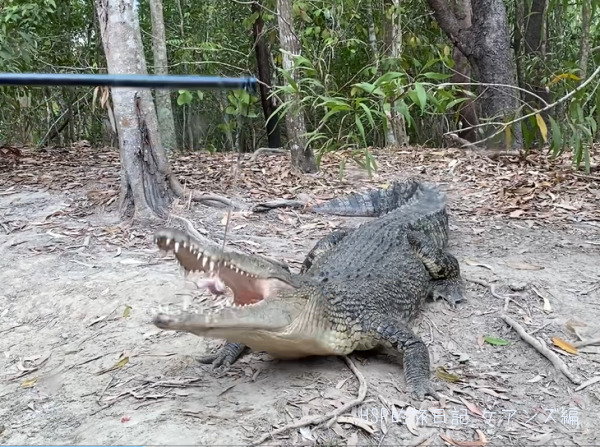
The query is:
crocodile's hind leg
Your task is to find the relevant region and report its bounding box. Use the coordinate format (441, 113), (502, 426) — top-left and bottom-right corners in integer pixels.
(406, 231), (465, 306)
(301, 228), (353, 273)
(197, 342), (247, 370)
(367, 319), (439, 400)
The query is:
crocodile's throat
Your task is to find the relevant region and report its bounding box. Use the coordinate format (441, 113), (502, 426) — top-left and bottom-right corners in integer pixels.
(155, 230), (296, 308)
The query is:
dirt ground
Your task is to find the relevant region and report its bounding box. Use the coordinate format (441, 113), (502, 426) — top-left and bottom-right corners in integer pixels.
(1, 144), (599, 446)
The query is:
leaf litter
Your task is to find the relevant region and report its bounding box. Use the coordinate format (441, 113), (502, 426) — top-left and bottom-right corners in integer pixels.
(0, 142), (599, 445)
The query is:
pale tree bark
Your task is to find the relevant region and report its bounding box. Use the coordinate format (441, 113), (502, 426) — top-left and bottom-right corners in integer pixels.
(95, 0), (218, 221)
(149, 0), (177, 154)
(426, 0), (523, 149)
(382, 0), (408, 146)
(579, 0), (592, 80)
(450, 0), (478, 142)
(276, 0), (317, 172)
(252, 0), (282, 149)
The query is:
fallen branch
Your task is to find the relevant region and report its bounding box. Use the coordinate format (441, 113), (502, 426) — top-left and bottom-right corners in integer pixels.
(252, 198), (307, 213)
(250, 356), (367, 446)
(168, 176), (247, 210)
(249, 147), (287, 162)
(501, 315), (582, 385)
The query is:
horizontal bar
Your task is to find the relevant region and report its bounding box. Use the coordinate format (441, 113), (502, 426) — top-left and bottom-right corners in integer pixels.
(0, 73), (257, 90)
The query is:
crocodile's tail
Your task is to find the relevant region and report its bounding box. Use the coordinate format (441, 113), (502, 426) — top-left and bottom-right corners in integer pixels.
(311, 178), (442, 217)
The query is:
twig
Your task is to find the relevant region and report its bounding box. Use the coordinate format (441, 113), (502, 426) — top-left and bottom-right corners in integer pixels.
(250, 356), (367, 446)
(249, 147), (287, 162)
(573, 337), (600, 349)
(501, 315), (582, 385)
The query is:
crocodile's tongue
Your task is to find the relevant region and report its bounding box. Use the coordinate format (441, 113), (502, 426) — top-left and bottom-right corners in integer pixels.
(185, 267), (269, 306)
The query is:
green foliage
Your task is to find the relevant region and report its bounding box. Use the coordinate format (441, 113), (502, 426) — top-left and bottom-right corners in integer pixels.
(0, 0), (596, 172)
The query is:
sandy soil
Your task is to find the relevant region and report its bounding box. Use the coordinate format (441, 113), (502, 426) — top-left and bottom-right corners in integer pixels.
(1, 146), (599, 446)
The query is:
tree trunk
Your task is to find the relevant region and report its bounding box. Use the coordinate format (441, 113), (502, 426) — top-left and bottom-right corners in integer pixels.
(252, 0), (282, 149)
(450, 0), (479, 142)
(95, 0), (177, 220)
(276, 0), (317, 172)
(579, 0), (592, 80)
(521, 0), (550, 116)
(426, 0), (523, 149)
(149, 0), (177, 154)
(383, 0), (409, 147)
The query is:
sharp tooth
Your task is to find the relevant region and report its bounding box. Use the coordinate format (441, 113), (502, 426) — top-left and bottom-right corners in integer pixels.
(182, 242), (187, 248)
(165, 238), (171, 246)
(197, 252), (202, 260)
(202, 257), (208, 269)
(174, 242), (180, 252)
(209, 260), (215, 271)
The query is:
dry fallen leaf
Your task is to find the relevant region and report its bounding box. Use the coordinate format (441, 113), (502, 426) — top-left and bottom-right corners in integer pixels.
(551, 337), (578, 355)
(440, 429), (487, 446)
(96, 356), (129, 375)
(405, 406), (419, 435)
(463, 258), (494, 271)
(505, 260), (544, 270)
(435, 366), (462, 383)
(346, 432), (359, 447)
(21, 377), (38, 388)
(337, 416), (375, 434)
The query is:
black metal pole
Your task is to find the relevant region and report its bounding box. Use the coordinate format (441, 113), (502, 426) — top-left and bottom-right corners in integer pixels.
(0, 73), (257, 91)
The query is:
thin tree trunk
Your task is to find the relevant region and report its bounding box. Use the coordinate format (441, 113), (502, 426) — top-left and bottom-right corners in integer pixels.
(579, 0), (592, 80)
(276, 0), (317, 172)
(450, 0), (479, 142)
(149, 0), (177, 153)
(384, 0), (409, 147)
(252, 0), (282, 149)
(95, 0), (177, 220)
(521, 0), (550, 119)
(426, 0), (523, 149)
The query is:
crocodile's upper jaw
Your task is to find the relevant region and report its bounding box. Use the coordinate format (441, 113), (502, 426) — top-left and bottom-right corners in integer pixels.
(155, 228), (299, 306)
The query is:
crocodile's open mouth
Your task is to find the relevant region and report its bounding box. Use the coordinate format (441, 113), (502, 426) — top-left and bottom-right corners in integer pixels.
(155, 229), (296, 308)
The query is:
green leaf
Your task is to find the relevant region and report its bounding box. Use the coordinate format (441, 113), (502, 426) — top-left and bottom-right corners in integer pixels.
(358, 102), (375, 128)
(353, 82), (384, 97)
(355, 115), (366, 146)
(177, 90), (193, 106)
(548, 116), (562, 156)
(446, 97), (470, 109)
(421, 71), (452, 80)
(413, 83), (427, 112)
(484, 336), (509, 346)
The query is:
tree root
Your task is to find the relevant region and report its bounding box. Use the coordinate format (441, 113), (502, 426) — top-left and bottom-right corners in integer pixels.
(501, 315), (582, 385)
(168, 175), (247, 210)
(250, 356), (367, 446)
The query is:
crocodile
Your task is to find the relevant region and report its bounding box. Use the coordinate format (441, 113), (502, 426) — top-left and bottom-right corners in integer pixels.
(152, 178), (465, 399)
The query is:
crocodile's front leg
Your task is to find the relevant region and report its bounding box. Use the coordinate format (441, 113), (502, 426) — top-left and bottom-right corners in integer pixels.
(197, 342), (247, 369)
(406, 231), (465, 306)
(368, 319), (439, 400)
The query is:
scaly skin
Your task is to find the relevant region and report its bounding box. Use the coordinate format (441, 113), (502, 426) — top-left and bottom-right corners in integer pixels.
(152, 178), (465, 400)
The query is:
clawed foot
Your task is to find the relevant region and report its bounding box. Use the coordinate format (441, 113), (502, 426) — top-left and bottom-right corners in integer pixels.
(197, 342), (246, 372)
(408, 378), (441, 401)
